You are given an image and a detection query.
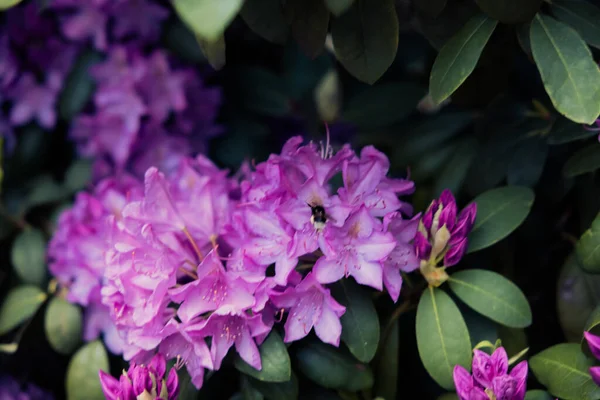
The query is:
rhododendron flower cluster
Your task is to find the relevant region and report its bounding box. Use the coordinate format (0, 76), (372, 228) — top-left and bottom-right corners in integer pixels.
(453, 347), (528, 400)
(50, 136), (421, 389)
(99, 353), (178, 400)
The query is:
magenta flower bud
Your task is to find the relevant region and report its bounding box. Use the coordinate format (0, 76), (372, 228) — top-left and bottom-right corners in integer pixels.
(509, 361), (528, 400)
(444, 237), (468, 267)
(591, 366), (600, 387)
(414, 231), (432, 260)
(492, 374), (517, 400)
(438, 199), (457, 232)
(585, 331), (600, 360)
(99, 370), (120, 400)
(439, 189), (456, 207)
(166, 368), (179, 399)
(453, 365), (474, 399)
(453, 202), (477, 239)
(422, 199), (438, 232)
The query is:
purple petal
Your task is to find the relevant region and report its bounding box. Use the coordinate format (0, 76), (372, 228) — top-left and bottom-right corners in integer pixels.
(314, 302), (343, 346)
(509, 361), (528, 400)
(235, 330), (262, 370)
(444, 237), (468, 267)
(591, 366), (600, 387)
(472, 349), (494, 388)
(453, 365), (473, 400)
(491, 374), (517, 400)
(149, 353), (167, 378)
(585, 331), (600, 360)
(492, 347), (509, 377)
(414, 231), (432, 260)
(98, 370), (120, 400)
(166, 368), (179, 400)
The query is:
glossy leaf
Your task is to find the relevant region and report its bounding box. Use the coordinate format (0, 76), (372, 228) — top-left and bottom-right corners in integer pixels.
(11, 228), (46, 287)
(234, 330), (291, 382)
(530, 14), (600, 124)
(475, 0), (541, 24)
(233, 67), (290, 117)
(0, 286), (46, 335)
(331, 279), (379, 363)
(66, 341), (109, 400)
(548, 117), (599, 145)
(45, 297), (82, 355)
(59, 50), (102, 121)
(325, 0), (354, 16)
(429, 14), (498, 105)
(552, 0), (600, 49)
(416, 287), (472, 390)
(563, 145), (600, 178)
(197, 34), (226, 70)
(284, 0), (329, 59)
(330, 0), (398, 84)
(576, 212), (600, 273)
(342, 82), (425, 129)
(0, 0), (22, 10)
(295, 342), (374, 391)
(449, 269), (532, 328)
(64, 159), (92, 193)
(240, 0), (289, 44)
(507, 136), (548, 187)
(247, 373), (299, 400)
(467, 186), (535, 253)
(530, 343), (600, 400)
(173, 0), (243, 42)
(524, 390), (553, 400)
(433, 136), (478, 197)
(374, 320), (398, 400)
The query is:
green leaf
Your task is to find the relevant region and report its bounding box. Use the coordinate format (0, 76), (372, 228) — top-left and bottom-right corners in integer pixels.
(530, 14), (600, 124)
(576, 212), (600, 273)
(64, 159), (92, 193)
(45, 297), (82, 355)
(325, 0), (354, 16)
(196, 34), (226, 70)
(530, 343), (600, 400)
(467, 186), (535, 253)
(247, 373), (299, 400)
(449, 269), (532, 328)
(524, 390), (553, 400)
(0, 0), (22, 11)
(240, 0), (289, 44)
(582, 305), (600, 356)
(433, 136), (478, 197)
(331, 279), (379, 363)
(11, 228), (47, 287)
(475, 0), (541, 24)
(296, 342), (374, 391)
(552, 0), (600, 49)
(429, 13), (498, 105)
(284, 0), (330, 59)
(0, 285), (46, 335)
(416, 287), (472, 390)
(374, 320), (398, 400)
(342, 82), (425, 129)
(507, 136), (548, 187)
(498, 325), (528, 360)
(234, 330), (291, 382)
(162, 20), (207, 64)
(59, 50), (102, 121)
(66, 341), (109, 400)
(26, 175), (68, 209)
(173, 0), (243, 42)
(517, 23), (532, 55)
(233, 67), (291, 117)
(548, 117), (599, 145)
(330, 0), (398, 84)
(437, 394), (459, 400)
(563, 145), (600, 178)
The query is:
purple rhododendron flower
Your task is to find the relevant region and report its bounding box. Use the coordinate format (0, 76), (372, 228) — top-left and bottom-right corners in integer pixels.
(99, 353), (178, 400)
(0, 375), (54, 400)
(584, 331), (600, 385)
(453, 347), (528, 400)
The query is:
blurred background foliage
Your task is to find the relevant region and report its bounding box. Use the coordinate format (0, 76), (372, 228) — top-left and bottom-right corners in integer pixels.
(1, 0), (600, 399)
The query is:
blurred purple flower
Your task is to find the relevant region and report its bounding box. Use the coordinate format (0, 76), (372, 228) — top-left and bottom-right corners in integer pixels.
(454, 347), (527, 400)
(0, 376), (54, 400)
(61, 5), (108, 50)
(8, 73), (61, 129)
(111, 0), (168, 42)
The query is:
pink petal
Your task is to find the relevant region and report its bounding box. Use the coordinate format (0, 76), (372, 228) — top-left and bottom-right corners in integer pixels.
(351, 260), (383, 291)
(314, 305), (342, 346)
(313, 257), (345, 284)
(235, 330), (262, 370)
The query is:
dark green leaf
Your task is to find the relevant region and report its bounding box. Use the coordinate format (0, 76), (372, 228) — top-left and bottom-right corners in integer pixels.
(331, 279), (379, 363)
(530, 343), (600, 400)
(330, 0), (398, 84)
(563, 145), (600, 178)
(530, 14), (600, 124)
(197, 34), (226, 70)
(416, 287), (472, 390)
(0, 285), (46, 335)
(247, 373), (299, 400)
(507, 136), (548, 187)
(582, 305), (600, 357)
(325, 0), (354, 16)
(284, 0), (329, 59)
(234, 331), (291, 382)
(0, 0), (22, 10)
(467, 186), (535, 253)
(162, 20), (207, 64)
(449, 269), (532, 328)
(475, 0), (541, 24)
(576, 212), (600, 273)
(173, 0), (242, 41)
(64, 159), (92, 193)
(45, 297), (82, 354)
(433, 136), (478, 197)
(342, 82), (425, 129)
(410, 142), (457, 182)
(548, 117), (599, 145)
(498, 325), (528, 359)
(436, 394), (458, 400)
(11, 228), (46, 287)
(517, 23), (532, 55)
(233, 67), (291, 117)
(240, 0), (289, 44)
(66, 341), (109, 400)
(296, 342), (373, 391)
(416, 1), (479, 50)
(175, 368), (200, 400)
(241, 375), (265, 400)
(282, 42), (332, 100)
(26, 175), (68, 209)
(429, 13), (498, 104)
(59, 50), (102, 121)
(552, 0), (600, 49)
(524, 390), (553, 400)
(374, 320), (398, 400)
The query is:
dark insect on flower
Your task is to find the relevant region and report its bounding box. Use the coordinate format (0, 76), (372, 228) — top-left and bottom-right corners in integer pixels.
(310, 204), (327, 230)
